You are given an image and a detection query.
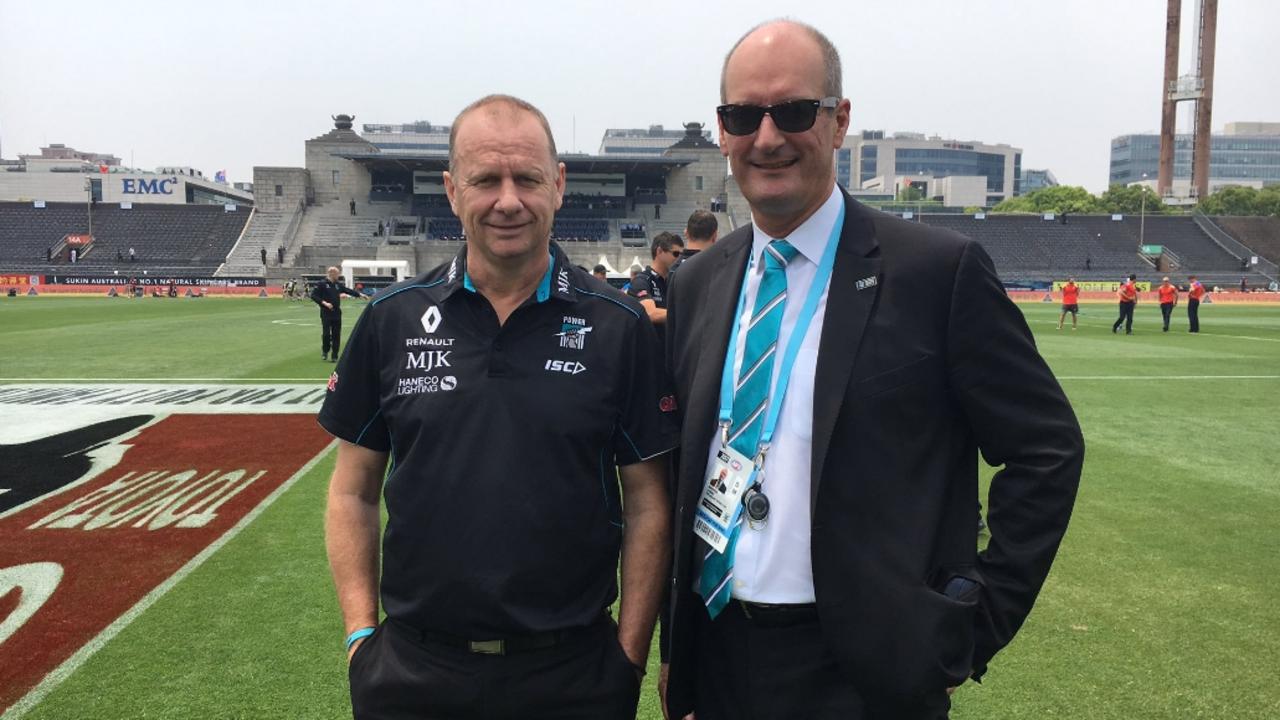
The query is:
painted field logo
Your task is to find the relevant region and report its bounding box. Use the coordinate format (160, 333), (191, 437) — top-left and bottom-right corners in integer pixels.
(0, 411), (333, 714)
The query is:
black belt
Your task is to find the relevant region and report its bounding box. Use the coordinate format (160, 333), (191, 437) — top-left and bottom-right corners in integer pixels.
(732, 600), (819, 627)
(390, 614), (606, 656)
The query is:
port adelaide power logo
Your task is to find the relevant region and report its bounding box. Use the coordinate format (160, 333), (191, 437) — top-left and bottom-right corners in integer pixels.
(556, 315), (591, 350)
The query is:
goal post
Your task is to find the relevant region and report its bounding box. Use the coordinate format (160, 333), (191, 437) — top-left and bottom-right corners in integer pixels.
(339, 259), (410, 293)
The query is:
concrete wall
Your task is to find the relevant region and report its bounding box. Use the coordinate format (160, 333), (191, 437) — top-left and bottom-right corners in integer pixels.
(664, 149), (728, 209)
(930, 176), (987, 208)
(305, 141), (373, 206)
(253, 167), (310, 212)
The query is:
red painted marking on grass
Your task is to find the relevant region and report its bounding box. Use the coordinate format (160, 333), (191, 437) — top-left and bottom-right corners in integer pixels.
(0, 414), (331, 713)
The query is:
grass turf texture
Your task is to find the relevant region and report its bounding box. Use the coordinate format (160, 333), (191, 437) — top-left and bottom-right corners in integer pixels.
(3, 296), (1278, 718)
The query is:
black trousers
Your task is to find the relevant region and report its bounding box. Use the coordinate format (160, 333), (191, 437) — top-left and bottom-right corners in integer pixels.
(1188, 298), (1200, 332)
(349, 619), (639, 720)
(693, 602), (950, 720)
(1113, 302), (1135, 333)
(1160, 302), (1174, 331)
(321, 313), (342, 358)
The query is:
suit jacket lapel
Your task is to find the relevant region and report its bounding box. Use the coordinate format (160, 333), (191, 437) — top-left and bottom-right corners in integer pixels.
(683, 226), (753, 497)
(811, 194), (881, 512)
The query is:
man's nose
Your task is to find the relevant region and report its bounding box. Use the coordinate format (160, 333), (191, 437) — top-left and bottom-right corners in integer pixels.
(752, 114), (787, 154)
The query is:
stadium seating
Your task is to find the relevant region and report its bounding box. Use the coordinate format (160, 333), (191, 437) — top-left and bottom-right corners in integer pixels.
(411, 194), (452, 215)
(1121, 215), (1246, 272)
(552, 219), (608, 242)
(913, 214), (1273, 281)
(0, 201), (249, 274)
(1212, 216), (1280, 266)
(558, 194), (627, 219)
(427, 217), (463, 241)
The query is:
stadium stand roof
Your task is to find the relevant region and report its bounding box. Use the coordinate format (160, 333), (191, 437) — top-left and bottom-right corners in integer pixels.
(335, 151), (693, 176)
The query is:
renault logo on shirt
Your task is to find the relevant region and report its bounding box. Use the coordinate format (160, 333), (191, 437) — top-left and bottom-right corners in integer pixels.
(421, 306), (442, 334)
(544, 359), (587, 375)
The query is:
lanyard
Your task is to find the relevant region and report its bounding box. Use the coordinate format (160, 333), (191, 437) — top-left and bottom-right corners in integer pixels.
(717, 202), (845, 461)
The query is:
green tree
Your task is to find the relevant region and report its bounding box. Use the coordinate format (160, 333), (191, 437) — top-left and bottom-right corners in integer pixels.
(1196, 185), (1280, 216)
(897, 185), (926, 202)
(991, 185), (1103, 214)
(1099, 184), (1173, 215)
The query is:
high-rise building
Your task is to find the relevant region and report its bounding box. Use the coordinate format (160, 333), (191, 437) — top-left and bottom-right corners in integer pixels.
(1111, 122), (1280, 191)
(841, 131), (1022, 206)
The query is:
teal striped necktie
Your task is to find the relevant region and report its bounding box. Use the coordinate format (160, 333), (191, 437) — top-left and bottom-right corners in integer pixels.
(698, 238), (799, 618)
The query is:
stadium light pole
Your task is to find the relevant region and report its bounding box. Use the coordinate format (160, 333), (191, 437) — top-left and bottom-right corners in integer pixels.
(1139, 172), (1149, 248)
(84, 178), (93, 243)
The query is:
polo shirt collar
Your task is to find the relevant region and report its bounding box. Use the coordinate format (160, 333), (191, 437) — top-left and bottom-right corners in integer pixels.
(441, 241), (577, 303)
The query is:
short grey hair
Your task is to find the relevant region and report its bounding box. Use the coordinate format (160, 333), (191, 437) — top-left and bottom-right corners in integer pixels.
(720, 19), (842, 103)
(448, 94), (558, 172)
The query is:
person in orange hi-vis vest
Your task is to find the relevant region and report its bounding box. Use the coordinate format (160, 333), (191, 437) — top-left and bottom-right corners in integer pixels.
(1058, 277), (1080, 330)
(1187, 275), (1206, 333)
(1112, 273), (1138, 335)
(1157, 277), (1178, 332)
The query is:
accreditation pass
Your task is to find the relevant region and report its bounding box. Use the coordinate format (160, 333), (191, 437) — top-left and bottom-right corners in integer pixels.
(693, 445), (755, 554)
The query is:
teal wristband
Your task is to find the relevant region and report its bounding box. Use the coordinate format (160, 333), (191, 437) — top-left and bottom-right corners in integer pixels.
(345, 627), (376, 651)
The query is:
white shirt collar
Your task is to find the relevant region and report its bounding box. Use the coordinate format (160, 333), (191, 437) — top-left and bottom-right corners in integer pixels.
(750, 184), (843, 266)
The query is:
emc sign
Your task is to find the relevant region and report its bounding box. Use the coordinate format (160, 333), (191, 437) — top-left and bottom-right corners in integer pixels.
(121, 177), (179, 195)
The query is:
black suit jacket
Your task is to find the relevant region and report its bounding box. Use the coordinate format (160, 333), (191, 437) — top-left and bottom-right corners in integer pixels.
(664, 191), (1084, 715)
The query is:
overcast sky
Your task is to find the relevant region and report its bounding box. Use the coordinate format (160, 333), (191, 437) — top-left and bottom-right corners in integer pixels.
(2, 0), (1277, 192)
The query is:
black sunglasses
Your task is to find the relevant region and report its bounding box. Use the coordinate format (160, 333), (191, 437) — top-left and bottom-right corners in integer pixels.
(717, 97), (840, 136)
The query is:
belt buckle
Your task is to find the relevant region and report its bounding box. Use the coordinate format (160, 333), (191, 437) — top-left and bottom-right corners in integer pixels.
(469, 639), (506, 655)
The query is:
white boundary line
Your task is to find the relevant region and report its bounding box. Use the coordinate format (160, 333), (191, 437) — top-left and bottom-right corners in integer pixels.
(1058, 375), (1280, 380)
(0, 440), (337, 720)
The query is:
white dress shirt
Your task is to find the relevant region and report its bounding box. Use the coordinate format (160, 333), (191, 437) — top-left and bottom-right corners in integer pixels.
(703, 184), (843, 604)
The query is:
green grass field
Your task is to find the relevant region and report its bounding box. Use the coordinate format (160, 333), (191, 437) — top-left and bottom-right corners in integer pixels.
(3, 296), (1278, 719)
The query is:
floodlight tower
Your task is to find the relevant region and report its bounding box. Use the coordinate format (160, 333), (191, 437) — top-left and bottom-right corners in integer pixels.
(1157, 0), (1218, 201)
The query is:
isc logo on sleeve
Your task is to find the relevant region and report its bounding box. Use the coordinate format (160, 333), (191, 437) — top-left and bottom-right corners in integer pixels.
(544, 360), (587, 376)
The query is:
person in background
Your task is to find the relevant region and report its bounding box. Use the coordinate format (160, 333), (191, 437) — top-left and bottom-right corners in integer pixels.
(1157, 277), (1178, 332)
(669, 209), (719, 282)
(623, 264), (644, 294)
(1187, 275), (1205, 333)
(310, 266), (364, 362)
(1112, 274), (1138, 335)
(628, 232), (683, 328)
(1058, 277), (1080, 330)
(593, 264), (609, 282)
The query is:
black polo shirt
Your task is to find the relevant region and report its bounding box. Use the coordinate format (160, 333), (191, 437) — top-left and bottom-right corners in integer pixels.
(318, 242), (678, 637)
(627, 266), (668, 308)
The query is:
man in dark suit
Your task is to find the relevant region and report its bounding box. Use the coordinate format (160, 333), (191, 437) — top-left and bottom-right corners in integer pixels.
(662, 20), (1084, 720)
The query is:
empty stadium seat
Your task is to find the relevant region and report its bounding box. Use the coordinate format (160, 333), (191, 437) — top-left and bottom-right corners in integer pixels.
(0, 201), (249, 273)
